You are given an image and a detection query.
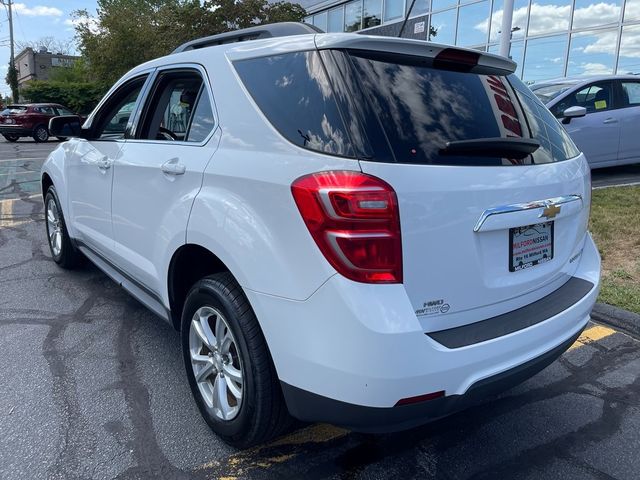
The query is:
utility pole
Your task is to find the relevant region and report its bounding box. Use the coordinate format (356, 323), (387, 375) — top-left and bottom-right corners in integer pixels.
(1, 0), (17, 102)
(499, 0), (515, 58)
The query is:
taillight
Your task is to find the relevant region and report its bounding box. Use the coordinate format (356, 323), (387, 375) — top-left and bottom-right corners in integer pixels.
(291, 171), (402, 284)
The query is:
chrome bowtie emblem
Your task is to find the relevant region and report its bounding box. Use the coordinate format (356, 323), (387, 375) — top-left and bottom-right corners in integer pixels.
(540, 203), (561, 220)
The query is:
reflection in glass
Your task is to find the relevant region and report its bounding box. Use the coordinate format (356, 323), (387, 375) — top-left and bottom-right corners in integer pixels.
(431, 0), (456, 12)
(572, 0), (621, 30)
(523, 34), (568, 82)
(384, 0), (405, 22)
(567, 30), (616, 77)
(617, 25), (640, 74)
(328, 7), (344, 32)
(412, 0), (429, 15)
(489, 41), (524, 77)
(528, 0), (571, 37)
(457, 1), (490, 46)
(345, 0), (363, 31)
(363, 0), (383, 28)
(429, 8), (456, 44)
(625, 0), (640, 20)
(489, 0), (528, 42)
(304, 15), (312, 24)
(313, 11), (328, 31)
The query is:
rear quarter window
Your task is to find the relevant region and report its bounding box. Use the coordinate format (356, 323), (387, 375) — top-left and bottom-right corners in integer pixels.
(233, 51), (356, 158)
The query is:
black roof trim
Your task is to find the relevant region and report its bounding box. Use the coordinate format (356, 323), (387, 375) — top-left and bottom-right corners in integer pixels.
(172, 22), (322, 54)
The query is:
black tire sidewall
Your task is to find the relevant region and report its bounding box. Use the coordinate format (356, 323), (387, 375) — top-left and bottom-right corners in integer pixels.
(181, 280), (257, 439)
(3, 134), (19, 142)
(44, 187), (75, 265)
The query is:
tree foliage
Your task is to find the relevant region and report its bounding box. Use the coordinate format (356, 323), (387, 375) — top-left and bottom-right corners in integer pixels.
(21, 81), (106, 114)
(74, 0), (306, 85)
(5, 64), (19, 103)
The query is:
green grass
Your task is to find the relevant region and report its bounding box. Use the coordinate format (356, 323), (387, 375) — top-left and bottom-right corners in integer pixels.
(589, 185), (640, 314)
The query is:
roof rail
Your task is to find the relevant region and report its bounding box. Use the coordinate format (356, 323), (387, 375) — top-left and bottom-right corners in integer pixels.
(172, 22), (322, 54)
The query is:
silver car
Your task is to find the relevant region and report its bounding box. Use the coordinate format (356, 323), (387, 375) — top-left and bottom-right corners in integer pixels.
(531, 75), (640, 169)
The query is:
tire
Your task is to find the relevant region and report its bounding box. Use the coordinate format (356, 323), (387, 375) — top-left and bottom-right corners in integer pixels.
(181, 272), (292, 448)
(3, 134), (19, 142)
(44, 187), (84, 269)
(33, 125), (49, 142)
(56, 137), (68, 141)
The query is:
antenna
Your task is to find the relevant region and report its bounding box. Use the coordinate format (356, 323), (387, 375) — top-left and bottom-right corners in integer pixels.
(398, 0), (418, 38)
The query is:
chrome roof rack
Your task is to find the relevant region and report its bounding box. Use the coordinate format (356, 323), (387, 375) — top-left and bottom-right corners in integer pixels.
(172, 22), (322, 54)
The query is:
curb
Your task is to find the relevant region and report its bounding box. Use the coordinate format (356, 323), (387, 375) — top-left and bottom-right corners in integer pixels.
(591, 303), (640, 339)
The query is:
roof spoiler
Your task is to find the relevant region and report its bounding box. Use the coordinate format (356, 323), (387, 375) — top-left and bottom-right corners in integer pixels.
(172, 22), (322, 54)
(315, 34), (517, 75)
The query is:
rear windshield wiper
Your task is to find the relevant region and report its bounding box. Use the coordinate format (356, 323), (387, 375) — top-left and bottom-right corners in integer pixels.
(439, 137), (540, 159)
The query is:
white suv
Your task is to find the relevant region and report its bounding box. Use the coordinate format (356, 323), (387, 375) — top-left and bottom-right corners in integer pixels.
(42, 23), (601, 447)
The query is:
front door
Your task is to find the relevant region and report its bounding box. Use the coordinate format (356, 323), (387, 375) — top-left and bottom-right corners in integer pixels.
(110, 67), (219, 295)
(66, 75), (150, 256)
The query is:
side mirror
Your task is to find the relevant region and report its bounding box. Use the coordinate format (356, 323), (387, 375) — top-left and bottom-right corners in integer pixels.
(49, 115), (85, 138)
(561, 106), (587, 124)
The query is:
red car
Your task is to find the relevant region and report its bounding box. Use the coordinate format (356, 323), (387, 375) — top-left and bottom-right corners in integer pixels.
(0, 103), (77, 142)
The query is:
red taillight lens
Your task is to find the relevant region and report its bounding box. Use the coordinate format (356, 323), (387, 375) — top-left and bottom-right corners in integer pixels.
(291, 171), (402, 284)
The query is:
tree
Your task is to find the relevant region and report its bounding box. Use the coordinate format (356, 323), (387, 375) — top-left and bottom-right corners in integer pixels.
(74, 0), (306, 86)
(21, 80), (106, 114)
(15, 37), (75, 55)
(5, 64), (18, 103)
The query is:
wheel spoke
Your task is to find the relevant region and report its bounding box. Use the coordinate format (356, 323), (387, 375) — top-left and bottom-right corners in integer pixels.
(213, 374), (231, 419)
(222, 363), (242, 384)
(214, 314), (226, 349)
(224, 374), (242, 400)
(47, 207), (56, 224)
(193, 316), (215, 349)
(195, 360), (216, 382)
(54, 231), (62, 253)
(191, 352), (210, 364)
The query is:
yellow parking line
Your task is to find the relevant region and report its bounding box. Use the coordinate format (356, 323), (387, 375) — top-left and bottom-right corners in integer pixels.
(568, 324), (616, 351)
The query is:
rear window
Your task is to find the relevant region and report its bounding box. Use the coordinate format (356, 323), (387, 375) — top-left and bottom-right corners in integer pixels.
(347, 51), (579, 165)
(234, 50), (579, 165)
(1, 106), (27, 115)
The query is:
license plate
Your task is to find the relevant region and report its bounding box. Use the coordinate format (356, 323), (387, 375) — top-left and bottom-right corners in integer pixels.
(509, 222), (554, 272)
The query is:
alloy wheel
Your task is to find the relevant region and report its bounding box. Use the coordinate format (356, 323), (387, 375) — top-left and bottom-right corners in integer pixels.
(189, 306), (244, 421)
(46, 197), (63, 257)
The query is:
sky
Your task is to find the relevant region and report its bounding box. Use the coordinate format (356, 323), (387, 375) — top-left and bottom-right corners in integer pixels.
(0, 1), (98, 97)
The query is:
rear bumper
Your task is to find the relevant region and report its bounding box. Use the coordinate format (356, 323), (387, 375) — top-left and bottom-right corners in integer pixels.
(245, 232), (600, 429)
(0, 125), (32, 136)
(281, 326), (583, 432)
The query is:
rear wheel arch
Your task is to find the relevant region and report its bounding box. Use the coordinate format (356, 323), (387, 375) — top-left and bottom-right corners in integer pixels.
(42, 173), (54, 198)
(167, 244), (232, 330)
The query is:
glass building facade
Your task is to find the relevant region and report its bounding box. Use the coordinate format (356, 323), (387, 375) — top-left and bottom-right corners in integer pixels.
(303, 0), (640, 83)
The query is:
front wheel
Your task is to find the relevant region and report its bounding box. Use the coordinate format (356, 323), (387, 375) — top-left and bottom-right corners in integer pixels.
(44, 187), (84, 268)
(181, 272), (292, 448)
(3, 134), (19, 142)
(33, 125), (49, 142)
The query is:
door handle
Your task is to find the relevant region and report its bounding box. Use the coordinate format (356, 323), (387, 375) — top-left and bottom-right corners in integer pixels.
(603, 117), (618, 124)
(161, 159), (186, 176)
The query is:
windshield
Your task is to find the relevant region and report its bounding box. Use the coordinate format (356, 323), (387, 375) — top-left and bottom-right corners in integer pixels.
(531, 82), (579, 104)
(1, 106), (27, 115)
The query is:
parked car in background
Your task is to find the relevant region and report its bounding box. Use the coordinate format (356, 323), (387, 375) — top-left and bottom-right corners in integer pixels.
(531, 75), (640, 169)
(0, 103), (78, 142)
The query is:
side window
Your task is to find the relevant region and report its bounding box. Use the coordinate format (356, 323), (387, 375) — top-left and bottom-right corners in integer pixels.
(621, 82), (640, 107)
(56, 106), (74, 116)
(553, 82), (613, 116)
(138, 70), (209, 142)
(94, 76), (147, 140)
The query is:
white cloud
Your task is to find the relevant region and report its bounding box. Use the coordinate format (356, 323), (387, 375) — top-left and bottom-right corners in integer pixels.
(579, 62), (612, 75)
(12, 3), (62, 17)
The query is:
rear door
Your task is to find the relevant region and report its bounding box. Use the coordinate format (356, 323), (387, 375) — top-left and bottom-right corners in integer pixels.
(327, 50), (591, 330)
(617, 80), (640, 164)
(110, 65), (219, 294)
(550, 81), (620, 167)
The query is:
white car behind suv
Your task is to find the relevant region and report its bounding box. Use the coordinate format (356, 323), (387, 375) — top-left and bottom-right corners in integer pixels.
(42, 23), (601, 447)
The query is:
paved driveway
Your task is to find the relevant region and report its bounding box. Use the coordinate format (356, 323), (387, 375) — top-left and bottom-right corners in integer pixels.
(1, 138), (639, 479)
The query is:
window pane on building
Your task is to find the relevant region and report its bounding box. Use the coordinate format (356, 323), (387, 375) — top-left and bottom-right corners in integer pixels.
(567, 30), (616, 76)
(624, 0), (640, 20)
(457, 1), (490, 46)
(383, 0), (405, 21)
(429, 8), (456, 44)
(345, 0), (363, 31)
(489, 0), (528, 42)
(431, 0), (456, 12)
(528, 0), (571, 37)
(412, 0), (429, 15)
(314, 11), (328, 31)
(328, 7), (345, 32)
(304, 15), (313, 24)
(617, 24), (640, 74)
(573, 0), (621, 30)
(523, 34), (568, 82)
(363, 0), (382, 28)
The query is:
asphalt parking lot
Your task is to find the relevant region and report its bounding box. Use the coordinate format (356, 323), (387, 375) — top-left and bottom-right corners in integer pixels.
(1, 138), (640, 479)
